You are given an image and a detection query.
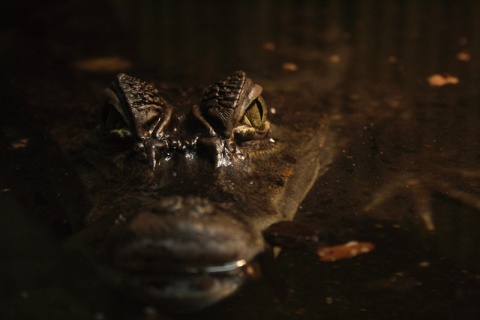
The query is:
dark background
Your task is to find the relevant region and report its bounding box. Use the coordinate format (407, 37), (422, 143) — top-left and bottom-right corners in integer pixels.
(1, 1), (480, 319)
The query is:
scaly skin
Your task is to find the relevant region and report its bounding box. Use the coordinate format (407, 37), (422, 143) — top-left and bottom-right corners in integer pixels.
(66, 71), (338, 311)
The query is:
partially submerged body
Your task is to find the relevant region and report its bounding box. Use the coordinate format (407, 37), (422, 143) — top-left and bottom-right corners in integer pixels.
(63, 71), (480, 312)
(66, 71), (337, 310)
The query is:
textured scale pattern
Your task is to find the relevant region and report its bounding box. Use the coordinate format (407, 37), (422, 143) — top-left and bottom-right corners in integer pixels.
(116, 73), (168, 139)
(200, 71), (246, 138)
(117, 73), (167, 110)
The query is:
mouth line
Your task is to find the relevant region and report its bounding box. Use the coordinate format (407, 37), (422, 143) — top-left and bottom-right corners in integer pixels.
(99, 252), (260, 311)
(183, 259), (247, 274)
(112, 257), (250, 277)
(109, 230), (262, 275)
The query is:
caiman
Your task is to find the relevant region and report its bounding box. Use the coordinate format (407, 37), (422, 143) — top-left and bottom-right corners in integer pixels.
(66, 71), (336, 311)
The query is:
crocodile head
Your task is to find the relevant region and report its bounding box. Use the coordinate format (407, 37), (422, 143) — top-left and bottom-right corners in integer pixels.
(69, 71), (333, 311)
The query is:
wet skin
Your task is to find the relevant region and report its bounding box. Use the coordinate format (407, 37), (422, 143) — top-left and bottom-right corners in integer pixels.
(66, 71), (336, 310)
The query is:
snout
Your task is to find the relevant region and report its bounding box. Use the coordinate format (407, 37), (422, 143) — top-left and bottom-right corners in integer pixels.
(98, 196), (264, 310)
(107, 196), (264, 271)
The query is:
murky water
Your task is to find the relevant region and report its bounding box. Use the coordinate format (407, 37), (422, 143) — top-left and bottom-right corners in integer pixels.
(1, 1), (479, 319)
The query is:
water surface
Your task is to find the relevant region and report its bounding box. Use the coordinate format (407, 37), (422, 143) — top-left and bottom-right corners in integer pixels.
(1, 1), (479, 319)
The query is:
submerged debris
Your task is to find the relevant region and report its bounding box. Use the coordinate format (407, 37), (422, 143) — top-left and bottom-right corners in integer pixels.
(427, 74), (459, 86)
(317, 241), (374, 262)
(11, 138), (29, 149)
(456, 51), (471, 61)
(73, 56), (132, 72)
(282, 62), (298, 72)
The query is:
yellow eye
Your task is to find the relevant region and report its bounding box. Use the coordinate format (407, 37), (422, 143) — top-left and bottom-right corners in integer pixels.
(241, 96), (267, 129)
(233, 95), (270, 142)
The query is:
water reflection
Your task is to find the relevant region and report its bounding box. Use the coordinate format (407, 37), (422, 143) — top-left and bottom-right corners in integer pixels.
(1, 0), (480, 319)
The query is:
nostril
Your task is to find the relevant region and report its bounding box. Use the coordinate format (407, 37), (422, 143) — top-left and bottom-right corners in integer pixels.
(108, 212), (262, 271)
(103, 196), (264, 280)
(150, 196), (216, 218)
(150, 196), (184, 214)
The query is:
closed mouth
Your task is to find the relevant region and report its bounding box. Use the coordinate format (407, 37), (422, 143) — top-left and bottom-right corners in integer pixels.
(96, 197), (265, 311)
(100, 252), (252, 312)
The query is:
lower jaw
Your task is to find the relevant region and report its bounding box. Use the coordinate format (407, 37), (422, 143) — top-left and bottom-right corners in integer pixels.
(140, 271), (244, 311)
(100, 261), (249, 312)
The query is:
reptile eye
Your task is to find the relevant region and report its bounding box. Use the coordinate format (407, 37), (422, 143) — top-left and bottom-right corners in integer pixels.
(241, 96), (267, 129)
(234, 95), (270, 142)
(102, 89), (134, 140)
(198, 71), (270, 142)
(102, 74), (174, 169)
(102, 73), (173, 145)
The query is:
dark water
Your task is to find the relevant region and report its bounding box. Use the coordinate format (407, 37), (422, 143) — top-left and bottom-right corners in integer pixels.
(1, 1), (480, 319)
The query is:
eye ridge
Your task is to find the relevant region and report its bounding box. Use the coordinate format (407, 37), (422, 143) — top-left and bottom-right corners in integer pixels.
(101, 71), (274, 169)
(102, 73), (176, 169)
(197, 71), (271, 141)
